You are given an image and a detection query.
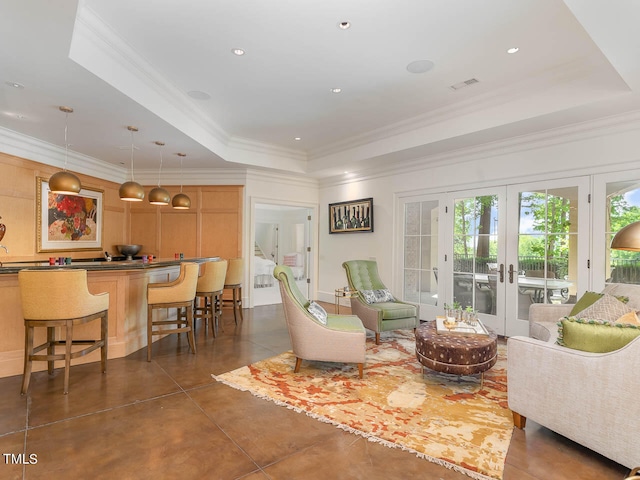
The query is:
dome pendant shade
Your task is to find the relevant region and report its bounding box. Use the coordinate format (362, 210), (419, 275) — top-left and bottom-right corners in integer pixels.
(49, 170), (82, 195)
(148, 187), (171, 205)
(611, 221), (640, 251)
(119, 181), (145, 201)
(172, 193), (191, 209)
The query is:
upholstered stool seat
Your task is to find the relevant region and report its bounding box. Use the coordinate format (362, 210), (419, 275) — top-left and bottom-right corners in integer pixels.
(147, 262), (199, 361)
(18, 269), (109, 395)
(223, 258), (244, 324)
(194, 259), (227, 336)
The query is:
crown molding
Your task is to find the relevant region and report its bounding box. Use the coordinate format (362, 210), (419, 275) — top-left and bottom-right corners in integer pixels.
(228, 136), (307, 162)
(246, 168), (319, 188)
(308, 57), (623, 163)
(135, 168), (248, 186)
(71, 3), (311, 172)
(72, 3), (230, 147)
(0, 126), (126, 182)
(319, 107), (640, 188)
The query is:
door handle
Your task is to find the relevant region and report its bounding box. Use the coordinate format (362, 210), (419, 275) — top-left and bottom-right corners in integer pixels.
(508, 264), (515, 284)
(499, 263), (505, 283)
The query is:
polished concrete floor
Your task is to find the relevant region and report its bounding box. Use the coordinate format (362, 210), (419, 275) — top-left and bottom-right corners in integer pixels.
(0, 303), (631, 480)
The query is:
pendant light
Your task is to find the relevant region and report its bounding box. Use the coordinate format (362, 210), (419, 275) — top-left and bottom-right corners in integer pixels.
(172, 153), (191, 209)
(119, 126), (145, 201)
(49, 106), (82, 195)
(148, 141), (171, 205)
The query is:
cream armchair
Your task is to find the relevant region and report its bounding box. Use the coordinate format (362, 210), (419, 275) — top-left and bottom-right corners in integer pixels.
(273, 265), (366, 378)
(508, 282), (640, 470)
(342, 260), (419, 344)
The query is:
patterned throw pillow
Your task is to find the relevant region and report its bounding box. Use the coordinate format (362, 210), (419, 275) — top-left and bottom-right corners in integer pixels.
(307, 301), (327, 325)
(572, 293), (633, 322)
(360, 289), (395, 304)
(569, 291), (629, 316)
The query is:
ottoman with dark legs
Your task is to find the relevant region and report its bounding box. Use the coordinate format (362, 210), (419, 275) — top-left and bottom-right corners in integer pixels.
(415, 320), (497, 384)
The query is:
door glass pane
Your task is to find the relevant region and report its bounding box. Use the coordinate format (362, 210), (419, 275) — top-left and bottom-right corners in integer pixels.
(517, 188), (577, 318)
(606, 181), (640, 284)
(403, 200), (438, 306)
(453, 194), (498, 315)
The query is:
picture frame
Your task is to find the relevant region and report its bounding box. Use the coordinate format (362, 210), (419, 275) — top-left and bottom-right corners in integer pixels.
(329, 197), (374, 234)
(36, 177), (104, 252)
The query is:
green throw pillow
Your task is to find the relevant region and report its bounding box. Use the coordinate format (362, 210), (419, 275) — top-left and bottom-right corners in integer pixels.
(569, 291), (629, 316)
(557, 317), (640, 353)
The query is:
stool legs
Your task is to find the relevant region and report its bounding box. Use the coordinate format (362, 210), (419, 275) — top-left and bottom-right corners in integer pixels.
(231, 286), (243, 324)
(21, 311), (108, 395)
(21, 326), (34, 395)
(147, 303), (196, 362)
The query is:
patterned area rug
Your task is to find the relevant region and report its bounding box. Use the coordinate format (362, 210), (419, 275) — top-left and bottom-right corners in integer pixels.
(213, 330), (513, 480)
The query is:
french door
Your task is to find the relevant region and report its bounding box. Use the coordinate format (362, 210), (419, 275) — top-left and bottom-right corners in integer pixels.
(448, 188), (506, 335)
(400, 177), (589, 337)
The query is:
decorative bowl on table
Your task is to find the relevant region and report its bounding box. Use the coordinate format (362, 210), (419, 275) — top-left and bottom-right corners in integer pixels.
(115, 244), (142, 260)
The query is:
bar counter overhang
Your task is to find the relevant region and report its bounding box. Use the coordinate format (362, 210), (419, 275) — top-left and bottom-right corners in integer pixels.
(0, 257), (219, 378)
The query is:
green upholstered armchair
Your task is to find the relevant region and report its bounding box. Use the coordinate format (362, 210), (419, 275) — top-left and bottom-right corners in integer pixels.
(274, 265), (366, 378)
(342, 260), (419, 345)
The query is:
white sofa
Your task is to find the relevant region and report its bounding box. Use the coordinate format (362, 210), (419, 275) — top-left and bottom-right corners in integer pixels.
(507, 283), (640, 470)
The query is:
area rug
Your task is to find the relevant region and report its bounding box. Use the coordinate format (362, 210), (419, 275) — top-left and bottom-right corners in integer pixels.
(213, 330), (513, 480)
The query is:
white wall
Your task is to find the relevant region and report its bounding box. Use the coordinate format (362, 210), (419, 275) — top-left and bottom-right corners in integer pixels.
(245, 169), (320, 304)
(317, 112), (640, 303)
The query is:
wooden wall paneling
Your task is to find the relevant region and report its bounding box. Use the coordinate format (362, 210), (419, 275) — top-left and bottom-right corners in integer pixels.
(160, 212), (198, 258)
(201, 212), (240, 259)
(130, 211), (159, 257)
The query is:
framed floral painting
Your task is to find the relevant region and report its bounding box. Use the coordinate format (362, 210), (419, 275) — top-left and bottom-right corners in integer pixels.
(36, 177), (103, 252)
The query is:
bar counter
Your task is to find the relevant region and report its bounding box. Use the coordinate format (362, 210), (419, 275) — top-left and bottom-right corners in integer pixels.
(0, 257), (220, 379)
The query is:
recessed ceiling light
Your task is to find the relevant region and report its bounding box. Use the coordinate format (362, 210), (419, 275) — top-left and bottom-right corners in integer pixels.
(330, 88), (342, 94)
(337, 21), (351, 30)
(294, 137), (301, 141)
(507, 47), (520, 54)
(5, 81), (24, 89)
(231, 48), (245, 56)
(187, 90), (211, 100)
(406, 60), (435, 74)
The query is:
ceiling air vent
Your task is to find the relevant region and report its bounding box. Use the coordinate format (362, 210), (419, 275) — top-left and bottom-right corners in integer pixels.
(449, 78), (479, 91)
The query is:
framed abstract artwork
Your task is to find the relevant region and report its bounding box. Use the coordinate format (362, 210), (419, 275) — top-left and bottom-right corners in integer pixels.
(329, 197), (373, 234)
(36, 177), (103, 252)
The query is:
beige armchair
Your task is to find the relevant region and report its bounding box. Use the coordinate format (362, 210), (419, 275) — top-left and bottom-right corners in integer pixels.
(274, 265), (366, 378)
(342, 260), (419, 344)
(147, 262), (199, 361)
(18, 269), (109, 394)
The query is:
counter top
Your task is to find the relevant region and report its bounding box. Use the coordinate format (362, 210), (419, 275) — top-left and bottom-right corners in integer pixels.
(0, 257), (220, 274)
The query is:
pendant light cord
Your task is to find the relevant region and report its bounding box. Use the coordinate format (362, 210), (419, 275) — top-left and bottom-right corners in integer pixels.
(180, 156), (184, 193)
(130, 129), (136, 182)
(63, 111), (69, 171)
(157, 144), (163, 187)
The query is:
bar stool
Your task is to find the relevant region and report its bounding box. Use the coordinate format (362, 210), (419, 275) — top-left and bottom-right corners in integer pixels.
(223, 258), (244, 324)
(147, 262), (199, 361)
(194, 259), (227, 336)
(18, 269), (109, 395)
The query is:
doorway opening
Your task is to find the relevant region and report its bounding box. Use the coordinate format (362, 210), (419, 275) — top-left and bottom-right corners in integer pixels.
(252, 203), (313, 306)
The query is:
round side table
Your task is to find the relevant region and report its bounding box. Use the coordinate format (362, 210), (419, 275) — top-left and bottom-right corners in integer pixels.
(334, 288), (358, 314)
